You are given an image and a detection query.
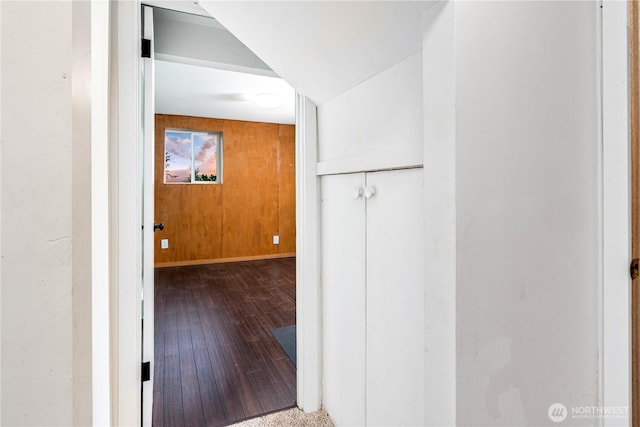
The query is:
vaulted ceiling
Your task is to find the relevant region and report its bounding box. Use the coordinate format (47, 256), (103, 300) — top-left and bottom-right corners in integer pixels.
(145, 0), (436, 119)
(198, 1), (437, 105)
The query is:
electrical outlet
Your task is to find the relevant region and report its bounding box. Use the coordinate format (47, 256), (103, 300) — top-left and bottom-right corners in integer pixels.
(161, 239), (169, 249)
(273, 235), (280, 245)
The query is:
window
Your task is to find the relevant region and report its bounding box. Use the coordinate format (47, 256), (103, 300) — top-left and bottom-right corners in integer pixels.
(164, 129), (222, 184)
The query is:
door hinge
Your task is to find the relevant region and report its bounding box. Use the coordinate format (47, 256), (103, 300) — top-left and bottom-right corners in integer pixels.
(631, 258), (639, 280)
(141, 361), (151, 382)
(141, 39), (151, 58)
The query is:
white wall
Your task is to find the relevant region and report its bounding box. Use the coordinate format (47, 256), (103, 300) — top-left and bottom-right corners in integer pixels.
(454, 2), (601, 425)
(1, 2), (74, 424)
(72, 2), (94, 426)
(1, 2), (93, 425)
(602, 2), (631, 424)
(91, 1), (113, 424)
(422, 2), (456, 425)
(317, 52), (423, 174)
(318, 51), (422, 162)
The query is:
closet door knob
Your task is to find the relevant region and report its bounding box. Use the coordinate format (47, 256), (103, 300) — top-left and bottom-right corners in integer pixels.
(364, 186), (376, 199)
(353, 187), (363, 199)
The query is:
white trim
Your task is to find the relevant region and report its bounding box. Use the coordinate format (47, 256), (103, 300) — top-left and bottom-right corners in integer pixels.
(602, 1), (631, 424)
(316, 145), (423, 176)
(296, 93), (322, 412)
(110, 1), (143, 425)
(91, 0), (112, 425)
(422, 2), (456, 425)
(141, 6), (155, 427)
(0, 3), (3, 422)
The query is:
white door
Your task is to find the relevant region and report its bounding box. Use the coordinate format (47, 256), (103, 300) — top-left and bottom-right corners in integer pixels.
(321, 172), (367, 426)
(365, 168), (424, 426)
(321, 168), (424, 426)
(141, 5), (155, 427)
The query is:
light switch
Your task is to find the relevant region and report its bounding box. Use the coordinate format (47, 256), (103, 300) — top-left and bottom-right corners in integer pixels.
(161, 239), (169, 249)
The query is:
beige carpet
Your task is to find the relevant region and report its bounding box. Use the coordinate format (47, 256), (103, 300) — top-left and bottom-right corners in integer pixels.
(228, 408), (335, 427)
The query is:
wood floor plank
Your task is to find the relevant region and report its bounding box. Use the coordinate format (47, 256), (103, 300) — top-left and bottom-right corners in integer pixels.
(224, 343), (265, 421)
(153, 258), (296, 427)
(188, 310), (208, 353)
(193, 348), (227, 426)
(153, 273), (167, 392)
(181, 384), (205, 427)
(152, 392), (164, 427)
(163, 353), (184, 427)
(206, 335), (248, 421)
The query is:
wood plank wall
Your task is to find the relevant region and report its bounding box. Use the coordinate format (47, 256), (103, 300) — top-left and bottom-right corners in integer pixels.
(154, 114), (295, 266)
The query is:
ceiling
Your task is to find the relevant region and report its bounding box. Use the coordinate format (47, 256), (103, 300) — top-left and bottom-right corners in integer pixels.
(144, 0), (210, 17)
(145, 2), (296, 124)
(148, 0), (436, 120)
(198, 1), (438, 105)
(155, 60), (295, 125)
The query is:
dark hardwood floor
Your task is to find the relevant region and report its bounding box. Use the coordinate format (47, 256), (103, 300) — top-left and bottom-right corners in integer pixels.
(152, 258), (297, 427)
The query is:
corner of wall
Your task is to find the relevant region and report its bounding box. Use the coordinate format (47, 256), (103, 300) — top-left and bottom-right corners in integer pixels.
(422, 1), (457, 425)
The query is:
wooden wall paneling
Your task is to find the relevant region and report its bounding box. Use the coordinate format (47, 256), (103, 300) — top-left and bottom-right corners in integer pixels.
(160, 185), (224, 263)
(154, 114), (295, 266)
(154, 114), (166, 262)
(221, 120), (280, 258)
(154, 115), (225, 264)
(278, 124), (296, 254)
(631, 1), (640, 424)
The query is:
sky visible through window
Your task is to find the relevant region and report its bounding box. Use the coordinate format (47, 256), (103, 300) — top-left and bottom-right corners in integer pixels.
(165, 130), (220, 183)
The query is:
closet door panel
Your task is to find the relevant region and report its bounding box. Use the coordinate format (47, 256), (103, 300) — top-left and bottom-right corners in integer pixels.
(365, 168), (424, 426)
(321, 173), (366, 426)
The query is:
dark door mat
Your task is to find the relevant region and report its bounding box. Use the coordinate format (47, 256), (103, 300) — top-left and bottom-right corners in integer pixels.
(272, 325), (296, 367)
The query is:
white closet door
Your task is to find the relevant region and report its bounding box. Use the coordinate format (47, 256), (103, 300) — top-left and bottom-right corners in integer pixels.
(321, 173), (367, 426)
(365, 168), (424, 426)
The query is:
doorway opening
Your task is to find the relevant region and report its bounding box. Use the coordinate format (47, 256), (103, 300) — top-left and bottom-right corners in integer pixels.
(147, 5), (298, 426)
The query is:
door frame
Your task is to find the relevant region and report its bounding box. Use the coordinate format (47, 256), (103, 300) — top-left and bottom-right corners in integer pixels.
(295, 93), (322, 412)
(108, 2), (321, 425)
(109, 1), (144, 425)
(603, 1), (631, 424)
(141, 5), (155, 427)
(629, 0), (639, 424)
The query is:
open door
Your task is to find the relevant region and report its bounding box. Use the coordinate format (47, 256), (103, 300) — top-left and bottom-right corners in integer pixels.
(141, 5), (155, 427)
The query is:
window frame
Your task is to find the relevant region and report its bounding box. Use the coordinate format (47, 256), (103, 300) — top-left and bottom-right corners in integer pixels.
(163, 128), (223, 184)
